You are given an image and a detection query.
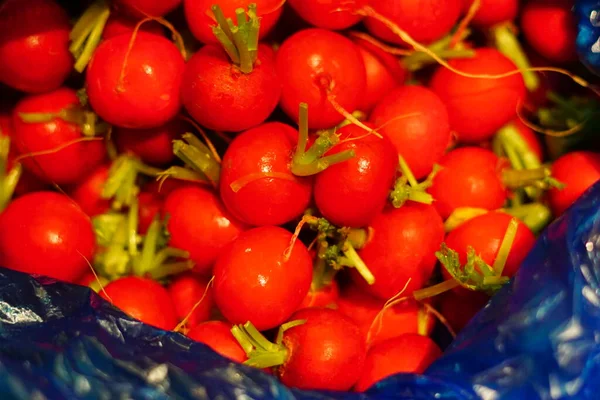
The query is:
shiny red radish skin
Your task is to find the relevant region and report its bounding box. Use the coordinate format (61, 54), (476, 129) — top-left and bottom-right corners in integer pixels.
(463, 0), (518, 28)
(430, 48), (526, 144)
(277, 308), (366, 391)
(314, 124), (397, 228)
(442, 211), (536, 289)
(370, 85), (451, 180)
(548, 151), (600, 217)
(354, 334), (442, 392)
(68, 165), (111, 217)
(299, 280), (339, 309)
(219, 122), (312, 227)
(86, 32), (185, 129)
(288, 0), (367, 30)
(336, 284), (435, 346)
(102, 14), (165, 40)
(276, 29), (366, 130)
(428, 147), (508, 220)
(0, 0), (72, 94)
(12, 88), (107, 185)
(184, 0), (283, 44)
(213, 226), (313, 331)
(168, 273), (214, 328)
(0, 191), (96, 284)
(100, 276), (178, 331)
(187, 321), (248, 363)
(138, 191), (162, 234)
(163, 186), (247, 275)
(112, 0), (182, 18)
(521, 0), (578, 64)
(351, 203), (445, 300)
(365, 0), (462, 46)
(114, 119), (185, 167)
(352, 36), (407, 113)
(439, 290), (490, 333)
(181, 44), (281, 133)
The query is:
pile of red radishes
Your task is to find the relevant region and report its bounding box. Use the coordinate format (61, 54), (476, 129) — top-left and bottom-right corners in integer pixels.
(1, 0), (600, 393)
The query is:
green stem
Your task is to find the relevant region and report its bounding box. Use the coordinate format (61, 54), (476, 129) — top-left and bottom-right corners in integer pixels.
(413, 279), (460, 301)
(403, 48), (475, 71)
(173, 135), (221, 187)
(101, 155), (141, 210)
(491, 23), (540, 92)
(291, 150), (356, 176)
(398, 155), (418, 187)
(491, 218), (519, 277)
(148, 261), (194, 280)
(157, 167), (209, 185)
(134, 216), (160, 276)
(389, 156), (435, 208)
(127, 197), (139, 258)
(231, 322), (290, 369)
(294, 103), (309, 160)
(0, 136), (21, 212)
(70, 0), (110, 73)
(501, 166), (554, 190)
(342, 240), (375, 285)
(444, 207), (489, 232)
(502, 203), (552, 234)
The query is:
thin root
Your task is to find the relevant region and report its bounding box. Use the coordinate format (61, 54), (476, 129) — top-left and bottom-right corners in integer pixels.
(347, 31), (413, 56)
(366, 278), (412, 346)
(174, 276), (215, 333)
(449, 0), (480, 48)
(13, 137), (104, 163)
(77, 249), (112, 303)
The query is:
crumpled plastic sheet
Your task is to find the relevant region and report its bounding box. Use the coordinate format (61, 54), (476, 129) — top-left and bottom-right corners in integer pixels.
(1, 181), (600, 400)
(576, 0), (600, 72)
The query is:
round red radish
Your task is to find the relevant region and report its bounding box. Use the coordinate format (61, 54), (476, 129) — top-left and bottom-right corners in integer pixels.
(113, 0), (182, 18)
(429, 48), (526, 144)
(68, 164), (111, 217)
(184, 0), (283, 44)
(440, 290), (490, 333)
(276, 28), (366, 130)
(0, 0), (72, 94)
(86, 32), (185, 129)
(521, 0), (578, 64)
(187, 321), (248, 363)
(219, 122), (312, 227)
(465, 0), (518, 28)
(12, 88), (107, 185)
(352, 35), (407, 113)
(314, 124), (397, 228)
(336, 284), (435, 346)
(138, 191), (162, 234)
(163, 186), (247, 275)
(168, 273), (214, 328)
(442, 211), (536, 285)
(427, 147), (508, 220)
(100, 276), (178, 330)
(276, 307), (366, 391)
(213, 226), (313, 331)
(299, 281), (339, 309)
(351, 203), (445, 300)
(102, 14), (165, 40)
(114, 119), (184, 167)
(181, 44), (281, 133)
(369, 85), (451, 180)
(365, 0), (462, 46)
(288, 0), (367, 30)
(0, 191), (96, 283)
(354, 334), (442, 392)
(548, 151), (600, 216)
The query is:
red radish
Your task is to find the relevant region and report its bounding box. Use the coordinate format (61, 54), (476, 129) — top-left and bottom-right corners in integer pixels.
(100, 276), (178, 330)
(428, 147), (508, 220)
(351, 203), (445, 300)
(464, 0), (518, 28)
(439, 290), (489, 333)
(113, 0), (182, 18)
(0, 0), (72, 94)
(114, 119), (185, 167)
(548, 151), (600, 216)
(102, 14), (165, 40)
(12, 88), (106, 185)
(68, 164), (111, 217)
(351, 35), (407, 113)
(236, 308), (366, 391)
(512, 119), (544, 162)
(0, 191), (96, 283)
(314, 123), (397, 228)
(429, 48), (526, 144)
(365, 0), (462, 46)
(187, 321), (248, 363)
(442, 211), (536, 286)
(138, 191), (162, 234)
(521, 0), (578, 64)
(163, 186), (247, 275)
(86, 32), (185, 129)
(181, 44), (280, 132)
(213, 226), (312, 331)
(168, 273), (214, 328)
(288, 0), (367, 30)
(336, 285), (435, 346)
(183, 0), (283, 44)
(276, 28), (366, 129)
(299, 280), (339, 309)
(369, 85), (451, 180)
(354, 334), (442, 392)
(219, 122), (312, 227)
(143, 178), (202, 199)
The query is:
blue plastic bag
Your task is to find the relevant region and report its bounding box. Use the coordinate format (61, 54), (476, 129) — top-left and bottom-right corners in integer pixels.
(576, 0), (600, 72)
(1, 180), (600, 399)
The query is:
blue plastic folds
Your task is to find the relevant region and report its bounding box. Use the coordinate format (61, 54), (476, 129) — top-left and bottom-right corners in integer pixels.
(1, 180), (600, 399)
(576, 0), (600, 72)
